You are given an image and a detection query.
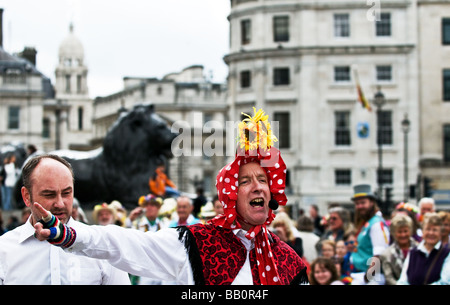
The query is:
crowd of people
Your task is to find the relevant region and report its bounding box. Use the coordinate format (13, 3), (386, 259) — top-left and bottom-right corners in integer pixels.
(290, 193), (450, 285)
(3, 178), (448, 285)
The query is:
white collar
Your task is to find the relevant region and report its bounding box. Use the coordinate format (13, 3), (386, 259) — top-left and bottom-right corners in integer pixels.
(417, 240), (442, 256)
(18, 216), (75, 244)
(232, 229), (253, 250)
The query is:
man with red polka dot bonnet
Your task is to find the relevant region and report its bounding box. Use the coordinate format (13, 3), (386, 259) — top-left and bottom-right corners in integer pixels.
(33, 108), (308, 285)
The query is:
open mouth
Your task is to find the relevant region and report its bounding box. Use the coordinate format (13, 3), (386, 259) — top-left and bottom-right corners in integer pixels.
(250, 198), (265, 207)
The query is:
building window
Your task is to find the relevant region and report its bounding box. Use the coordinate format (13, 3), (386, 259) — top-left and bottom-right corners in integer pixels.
(42, 118), (50, 138)
(335, 169), (352, 185)
(444, 69), (450, 101)
(376, 12), (391, 37)
(335, 111), (351, 146)
(274, 112), (290, 149)
(334, 13), (350, 37)
(442, 18), (450, 45)
(334, 66), (351, 82)
(376, 65), (392, 82)
(273, 68), (290, 86)
(241, 19), (251, 45)
(77, 75), (82, 93)
(273, 16), (289, 42)
(78, 107), (84, 131)
(377, 110), (393, 145)
(3, 68), (26, 84)
(157, 86), (163, 95)
(65, 74), (71, 93)
(8, 106), (20, 130)
(204, 113), (213, 126)
(444, 125), (450, 162)
(285, 170), (292, 194)
(240, 70), (251, 88)
(377, 168), (393, 185)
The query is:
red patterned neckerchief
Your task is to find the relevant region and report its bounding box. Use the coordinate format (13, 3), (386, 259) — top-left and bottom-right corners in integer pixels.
(209, 146), (287, 285)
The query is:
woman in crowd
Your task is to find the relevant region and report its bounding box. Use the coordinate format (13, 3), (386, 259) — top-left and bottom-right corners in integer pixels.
(318, 239), (336, 259)
(380, 214), (418, 285)
(397, 212), (450, 285)
(271, 212), (304, 258)
(320, 206), (354, 242)
(438, 211), (450, 246)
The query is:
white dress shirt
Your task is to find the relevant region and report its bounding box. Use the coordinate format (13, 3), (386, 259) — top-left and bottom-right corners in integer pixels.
(0, 217), (131, 285)
(66, 224), (257, 284)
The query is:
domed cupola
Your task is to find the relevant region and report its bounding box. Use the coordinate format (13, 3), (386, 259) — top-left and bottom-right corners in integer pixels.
(58, 23), (84, 67)
(55, 22), (89, 97)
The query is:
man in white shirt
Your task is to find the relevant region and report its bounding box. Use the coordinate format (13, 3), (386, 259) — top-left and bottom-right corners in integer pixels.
(0, 154), (130, 285)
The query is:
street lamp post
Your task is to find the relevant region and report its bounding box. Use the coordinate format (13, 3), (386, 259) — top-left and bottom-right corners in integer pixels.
(401, 113), (411, 202)
(373, 87), (386, 213)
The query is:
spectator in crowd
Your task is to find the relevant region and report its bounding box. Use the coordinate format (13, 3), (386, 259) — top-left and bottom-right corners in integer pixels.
(168, 196), (201, 227)
(335, 240), (347, 262)
(198, 201), (217, 224)
(192, 187), (207, 218)
(319, 239), (336, 259)
(212, 195), (224, 216)
(109, 200), (127, 227)
(350, 184), (390, 285)
(418, 197), (435, 222)
(158, 197), (177, 227)
(0, 161), (3, 209)
(296, 215), (320, 265)
(309, 204), (325, 237)
(416, 197), (436, 240)
(341, 229), (356, 277)
(127, 194), (164, 232)
(149, 163), (179, 198)
(398, 212), (450, 285)
(92, 202), (117, 226)
(1, 154), (18, 211)
(26, 144), (38, 157)
(5, 215), (20, 231)
(392, 202), (422, 242)
(271, 212), (303, 258)
(380, 214), (418, 285)
(334, 239), (347, 280)
(438, 211), (450, 246)
(419, 197), (435, 214)
(71, 198), (88, 224)
(20, 207), (31, 225)
(0, 209), (5, 236)
(126, 194), (167, 285)
(319, 206), (354, 252)
(0, 154), (130, 284)
(309, 257), (344, 285)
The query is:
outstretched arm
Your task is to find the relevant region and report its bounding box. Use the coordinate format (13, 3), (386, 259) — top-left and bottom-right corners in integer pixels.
(33, 202), (193, 284)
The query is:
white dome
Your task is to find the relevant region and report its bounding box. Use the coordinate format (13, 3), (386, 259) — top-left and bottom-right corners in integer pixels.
(58, 23), (84, 60)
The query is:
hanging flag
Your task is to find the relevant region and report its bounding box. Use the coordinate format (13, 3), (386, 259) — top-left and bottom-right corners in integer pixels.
(353, 69), (372, 112)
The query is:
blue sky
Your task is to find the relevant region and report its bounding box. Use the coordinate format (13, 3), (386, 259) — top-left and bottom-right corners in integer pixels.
(0, 0), (230, 98)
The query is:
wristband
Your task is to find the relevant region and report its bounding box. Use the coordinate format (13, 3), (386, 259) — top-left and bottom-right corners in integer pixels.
(38, 213), (76, 248)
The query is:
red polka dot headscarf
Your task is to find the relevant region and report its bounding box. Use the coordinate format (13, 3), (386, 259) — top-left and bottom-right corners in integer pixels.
(209, 108), (288, 285)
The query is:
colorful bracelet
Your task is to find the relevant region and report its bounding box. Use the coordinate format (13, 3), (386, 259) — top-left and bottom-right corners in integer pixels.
(39, 214), (76, 248)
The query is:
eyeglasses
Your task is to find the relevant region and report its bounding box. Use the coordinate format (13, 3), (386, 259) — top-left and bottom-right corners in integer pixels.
(329, 216), (339, 221)
(345, 241), (355, 246)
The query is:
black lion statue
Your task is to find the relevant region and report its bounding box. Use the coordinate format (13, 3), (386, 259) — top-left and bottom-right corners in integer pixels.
(15, 104), (177, 208)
